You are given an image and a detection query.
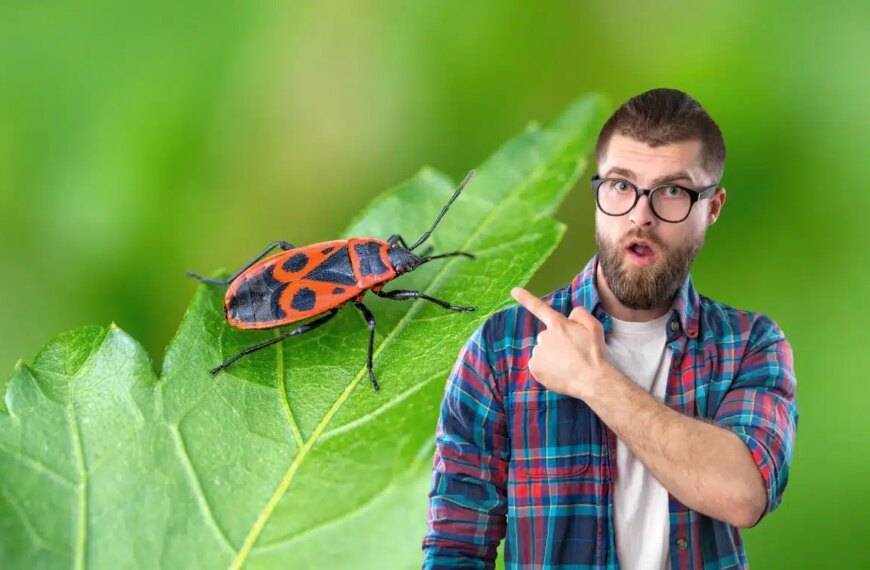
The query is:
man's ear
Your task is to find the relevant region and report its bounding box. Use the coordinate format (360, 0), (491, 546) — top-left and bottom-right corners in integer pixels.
(709, 187), (726, 224)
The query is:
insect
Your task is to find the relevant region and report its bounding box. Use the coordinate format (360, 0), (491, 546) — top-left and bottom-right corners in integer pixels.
(185, 170), (478, 392)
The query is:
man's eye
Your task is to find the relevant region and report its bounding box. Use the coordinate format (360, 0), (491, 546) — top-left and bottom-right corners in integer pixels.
(615, 181), (630, 191)
(664, 186), (684, 196)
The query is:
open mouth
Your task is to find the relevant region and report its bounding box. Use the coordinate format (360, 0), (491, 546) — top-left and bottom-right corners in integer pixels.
(625, 240), (657, 266)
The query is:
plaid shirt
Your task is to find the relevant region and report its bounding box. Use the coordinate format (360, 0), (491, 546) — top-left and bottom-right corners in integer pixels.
(422, 252), (799, 569)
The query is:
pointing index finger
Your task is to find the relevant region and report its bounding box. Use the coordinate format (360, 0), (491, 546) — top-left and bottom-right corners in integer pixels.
(510, 287), (562, 328)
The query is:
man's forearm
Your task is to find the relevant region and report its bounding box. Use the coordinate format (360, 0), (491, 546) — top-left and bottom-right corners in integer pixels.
(582, 366), (767, 528)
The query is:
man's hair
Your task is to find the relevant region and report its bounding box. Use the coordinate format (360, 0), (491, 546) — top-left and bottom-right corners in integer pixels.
(595, 88), (726, 184)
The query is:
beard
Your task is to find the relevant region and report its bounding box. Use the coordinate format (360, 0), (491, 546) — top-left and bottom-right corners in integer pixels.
(594, 228), (705, 311)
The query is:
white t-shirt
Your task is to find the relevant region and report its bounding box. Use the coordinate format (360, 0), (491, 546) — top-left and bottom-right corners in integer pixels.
(605, 311), (673, 570)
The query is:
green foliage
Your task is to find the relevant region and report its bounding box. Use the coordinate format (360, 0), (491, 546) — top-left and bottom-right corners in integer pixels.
(0, 94), (607, 569)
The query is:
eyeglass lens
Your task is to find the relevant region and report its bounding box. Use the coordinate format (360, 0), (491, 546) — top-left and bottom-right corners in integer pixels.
(597, 179), (691, 222)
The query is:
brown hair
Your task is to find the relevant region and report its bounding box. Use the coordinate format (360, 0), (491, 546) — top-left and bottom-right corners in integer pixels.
(595, 88), (726, 184)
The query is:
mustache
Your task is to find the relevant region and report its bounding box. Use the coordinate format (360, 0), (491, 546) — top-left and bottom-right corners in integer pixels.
(623, 233), (662, 247)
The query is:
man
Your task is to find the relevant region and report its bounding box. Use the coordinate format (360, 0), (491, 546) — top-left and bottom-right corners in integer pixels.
(421, 88), (798, 569)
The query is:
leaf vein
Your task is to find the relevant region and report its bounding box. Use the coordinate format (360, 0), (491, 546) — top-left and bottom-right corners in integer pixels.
(170, 425), (237, 556)
(1, 486), (70, 556)
(67, 379), (87, 570)
(257, 435), (438, 552)
(318, 369), (442, 443)
(276, 331), (304, 448)
(0, 443), (76, 488)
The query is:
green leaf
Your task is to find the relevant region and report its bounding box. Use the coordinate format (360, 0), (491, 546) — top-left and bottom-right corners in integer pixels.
(0, 93), (609, 569)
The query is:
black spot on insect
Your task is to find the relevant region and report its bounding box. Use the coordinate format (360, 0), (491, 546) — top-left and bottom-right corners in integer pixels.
(305, 245), (356, 285)
(231, 266), (288, 323)
(282, 253), (309, 273)
(332, 287), (345, 294)
(354, 242), (387, 277)
(291, 287), (317, 311)
(321, 246), (335, 254)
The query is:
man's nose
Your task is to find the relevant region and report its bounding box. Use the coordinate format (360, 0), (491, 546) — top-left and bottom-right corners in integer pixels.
(630, 193), (657, 226)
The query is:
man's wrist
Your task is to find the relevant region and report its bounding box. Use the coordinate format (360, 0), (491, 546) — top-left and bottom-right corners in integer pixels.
(574, 362), (621, 403)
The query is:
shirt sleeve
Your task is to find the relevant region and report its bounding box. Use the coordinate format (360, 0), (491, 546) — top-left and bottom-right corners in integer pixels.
(421, 320), (509, 569)
(712, 316), (799, 527)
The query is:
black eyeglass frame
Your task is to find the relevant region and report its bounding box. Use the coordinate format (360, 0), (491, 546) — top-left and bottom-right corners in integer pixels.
(590, 174), (718, 223)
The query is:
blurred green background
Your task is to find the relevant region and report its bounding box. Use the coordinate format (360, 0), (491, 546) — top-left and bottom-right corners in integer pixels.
(1, 1), (867, 567)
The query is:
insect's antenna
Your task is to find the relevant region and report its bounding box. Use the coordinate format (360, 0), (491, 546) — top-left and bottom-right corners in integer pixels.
(408, 169), (475, 252)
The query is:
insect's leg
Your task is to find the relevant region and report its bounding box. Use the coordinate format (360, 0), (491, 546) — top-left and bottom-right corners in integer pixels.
(419, 250), (476, 262)
(386, 234), (411, 249)
(209, 307), (338, 375)
(186, 241), (296, 285)
(373, 288), (476, 312)
(352, 301), (381, 392)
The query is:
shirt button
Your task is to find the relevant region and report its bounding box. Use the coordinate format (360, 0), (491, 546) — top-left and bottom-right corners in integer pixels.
(676, 537), (688, 550)
(687, 327), (697, 337)
(670, 320), (680, 331)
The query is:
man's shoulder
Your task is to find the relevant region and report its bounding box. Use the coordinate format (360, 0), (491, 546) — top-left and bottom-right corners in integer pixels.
(696, 293), (789, 353)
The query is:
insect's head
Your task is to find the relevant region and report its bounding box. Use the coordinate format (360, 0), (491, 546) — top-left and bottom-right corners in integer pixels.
(387, 244), (423, 275)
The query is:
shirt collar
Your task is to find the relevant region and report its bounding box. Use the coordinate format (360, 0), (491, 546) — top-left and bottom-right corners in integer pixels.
(568, 251), (701, 341)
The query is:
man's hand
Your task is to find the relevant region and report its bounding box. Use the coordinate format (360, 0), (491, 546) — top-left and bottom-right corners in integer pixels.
(510, 286), (612, 401)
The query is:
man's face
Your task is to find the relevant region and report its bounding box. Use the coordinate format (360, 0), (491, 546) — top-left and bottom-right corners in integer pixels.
(594, 133), (725, 311)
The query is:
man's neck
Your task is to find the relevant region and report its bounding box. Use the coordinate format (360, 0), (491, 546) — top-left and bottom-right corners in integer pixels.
(594, 264), (672, 323)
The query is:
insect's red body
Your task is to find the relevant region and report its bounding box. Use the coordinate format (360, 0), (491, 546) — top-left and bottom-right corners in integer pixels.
(225, 238), (396, 330)
(187, 170), (477, 391)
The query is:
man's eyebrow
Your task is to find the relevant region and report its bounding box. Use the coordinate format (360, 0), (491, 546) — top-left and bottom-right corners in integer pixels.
(604, 166), (694, 185)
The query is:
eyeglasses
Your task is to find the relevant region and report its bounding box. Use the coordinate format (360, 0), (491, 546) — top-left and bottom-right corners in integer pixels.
(590, 174), (718, 223)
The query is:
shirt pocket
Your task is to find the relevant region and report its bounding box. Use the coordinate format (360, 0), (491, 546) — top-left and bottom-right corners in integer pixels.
(508, 388), (595, 480)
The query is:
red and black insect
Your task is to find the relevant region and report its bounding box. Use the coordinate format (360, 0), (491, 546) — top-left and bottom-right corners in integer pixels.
(185, 170), (477, 391)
